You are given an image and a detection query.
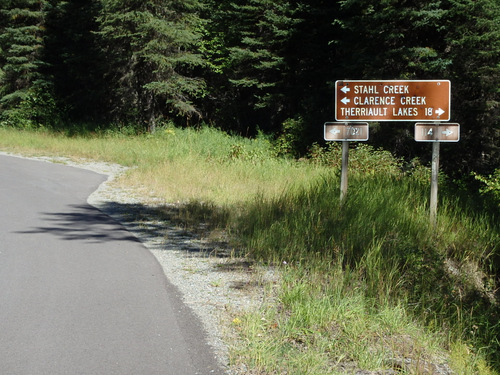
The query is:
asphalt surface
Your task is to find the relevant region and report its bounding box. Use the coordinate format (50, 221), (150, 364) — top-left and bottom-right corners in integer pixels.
(0, 155), (223, 374)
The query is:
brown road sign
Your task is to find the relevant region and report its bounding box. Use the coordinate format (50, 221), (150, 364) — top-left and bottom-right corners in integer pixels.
(415, 123), (460, 142)
(335, 80), (450, 122)
(324, 122), (369, 141)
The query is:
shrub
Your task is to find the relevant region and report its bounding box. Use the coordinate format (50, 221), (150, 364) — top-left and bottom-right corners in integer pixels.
(307, 142), (403, 177)
(473, 169), (500, 207)
(0, 84), (61, 129)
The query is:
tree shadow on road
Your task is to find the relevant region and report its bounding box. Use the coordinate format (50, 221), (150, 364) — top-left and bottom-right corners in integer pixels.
(16, 204), (140, 244)
(94, 200), (234, 258)
(18, 200), (233, 258)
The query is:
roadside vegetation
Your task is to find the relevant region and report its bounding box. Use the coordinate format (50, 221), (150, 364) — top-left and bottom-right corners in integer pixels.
(2, 1), (498, 373)
(0, 125), (498, 374)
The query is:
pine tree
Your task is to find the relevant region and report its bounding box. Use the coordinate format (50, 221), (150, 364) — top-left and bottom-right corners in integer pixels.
(43, 0), (106, 124)
(443, 0), (500, 175)
(337, 0), (453, 79)
(0, 0), (50, 125)
(201, 0), (342, 141)
(96, 0), (206, 132)
(204, 0), (303, 133)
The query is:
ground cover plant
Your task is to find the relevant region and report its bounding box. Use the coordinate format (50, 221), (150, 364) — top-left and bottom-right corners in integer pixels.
(234, 172), (499, 373)
(0, 125), (498, 374)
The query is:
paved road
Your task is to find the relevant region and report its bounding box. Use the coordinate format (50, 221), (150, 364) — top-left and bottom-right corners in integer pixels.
(0, 155), (222, 374)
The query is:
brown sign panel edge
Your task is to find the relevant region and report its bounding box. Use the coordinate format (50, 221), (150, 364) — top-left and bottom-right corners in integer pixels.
(335, 80), (451, 122)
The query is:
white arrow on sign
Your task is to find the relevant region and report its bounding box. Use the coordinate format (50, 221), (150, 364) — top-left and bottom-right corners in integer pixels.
(340, 86), (350, 94)
(329, 128), (341, 135)
(341, 97), (350, 105)
(435, 108), (445, 116)
(442, 129), (454, 137)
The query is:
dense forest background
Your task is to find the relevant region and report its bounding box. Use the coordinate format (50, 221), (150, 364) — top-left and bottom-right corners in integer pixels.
(1, 0), (499, 178)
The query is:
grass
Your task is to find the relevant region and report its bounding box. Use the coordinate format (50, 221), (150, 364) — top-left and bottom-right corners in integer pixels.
(231, 264), (449, 374)
(0, 126), (323, 204)
(233, 172), (499, 373)
(0, 125), (498, 374)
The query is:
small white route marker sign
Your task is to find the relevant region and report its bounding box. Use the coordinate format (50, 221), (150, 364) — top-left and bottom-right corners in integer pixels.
(324, 122), (369, 141)
(415, 123), (460, 142)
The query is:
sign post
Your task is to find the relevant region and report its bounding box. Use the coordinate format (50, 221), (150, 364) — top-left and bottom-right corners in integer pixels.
(430, 142), (440, 226)
(340, 141), (349, 202)
(414, 122), (460, 226)
(324, 122), (369, 202)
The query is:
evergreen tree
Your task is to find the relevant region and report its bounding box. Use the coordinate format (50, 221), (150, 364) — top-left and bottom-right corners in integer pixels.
(43, 0), (106, 125)
(0, 0), (51, 126)
(0, 0), (497, 174)
(284, 0), (342, 142)
(443, 0), (500, 175)
(201, 0), (285, 133)
(202, 0), (340, 138)
(337, 0), (451, 79)
(96, 0), (206, 131)
(225, 0), (299, 113)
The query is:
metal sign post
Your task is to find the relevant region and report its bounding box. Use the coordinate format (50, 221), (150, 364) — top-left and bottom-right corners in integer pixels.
(324, 122), (369, 202)
(414, 123), (460, 226)
(430, 142), (440, 227)
(340, 141), (349, 202)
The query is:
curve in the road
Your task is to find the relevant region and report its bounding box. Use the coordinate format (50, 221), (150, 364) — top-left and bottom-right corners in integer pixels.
(0, 155), (223, 375)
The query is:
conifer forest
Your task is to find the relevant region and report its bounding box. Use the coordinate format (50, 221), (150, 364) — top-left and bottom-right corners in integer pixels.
(0, 0), (499, 177)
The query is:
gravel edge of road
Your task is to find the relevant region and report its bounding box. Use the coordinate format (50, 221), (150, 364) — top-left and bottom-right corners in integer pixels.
(1, 152), (278, 374)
